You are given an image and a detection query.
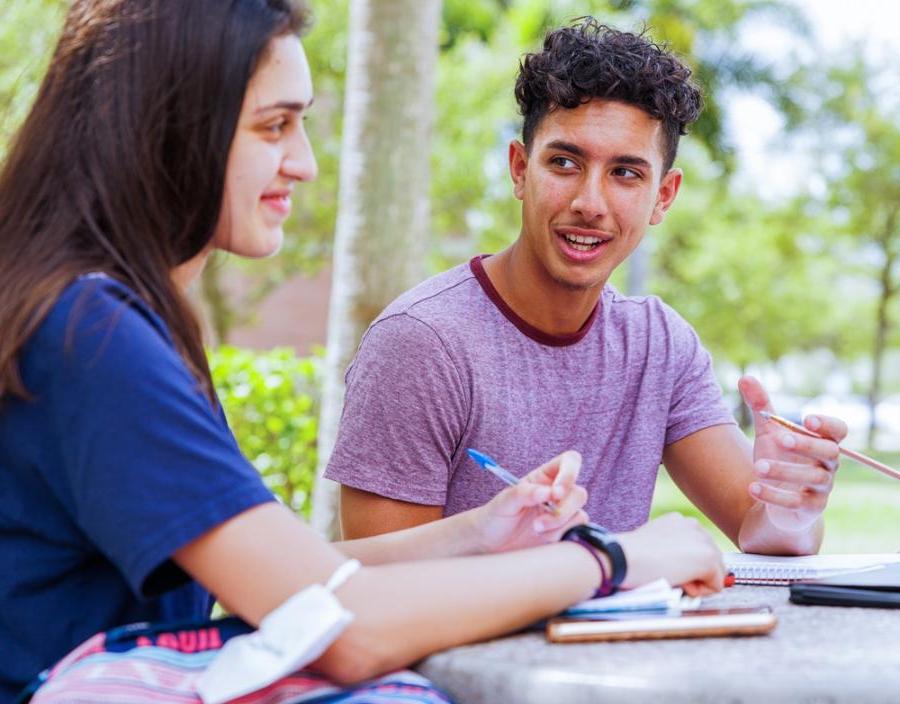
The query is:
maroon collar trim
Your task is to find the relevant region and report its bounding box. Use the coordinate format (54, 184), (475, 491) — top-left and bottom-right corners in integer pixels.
(469, 255), (599, 347)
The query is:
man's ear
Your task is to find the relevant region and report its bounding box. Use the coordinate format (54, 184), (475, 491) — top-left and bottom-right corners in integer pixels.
(650, 168), (682, 225)
(508, 140), (528, 201)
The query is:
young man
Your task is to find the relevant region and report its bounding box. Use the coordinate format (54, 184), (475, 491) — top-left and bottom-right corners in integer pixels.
(324, 20), (845, 554)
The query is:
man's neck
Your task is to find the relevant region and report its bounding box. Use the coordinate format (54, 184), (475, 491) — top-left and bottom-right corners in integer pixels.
(482, 243), (604, 336)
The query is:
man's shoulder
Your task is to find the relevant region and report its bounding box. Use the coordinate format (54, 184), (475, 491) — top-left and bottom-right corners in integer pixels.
(600, 287), (711, 375)
(22, 274), (182, 400)
(603, 285), (692, 329)
(376, 260), (484, 327)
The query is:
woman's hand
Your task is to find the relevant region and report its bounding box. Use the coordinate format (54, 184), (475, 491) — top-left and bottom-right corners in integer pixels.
(470, 450), (588, 554)
(617, 513), (726, 596)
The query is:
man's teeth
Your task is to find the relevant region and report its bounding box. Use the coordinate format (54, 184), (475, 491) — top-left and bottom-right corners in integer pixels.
(563, 233), (603, 251)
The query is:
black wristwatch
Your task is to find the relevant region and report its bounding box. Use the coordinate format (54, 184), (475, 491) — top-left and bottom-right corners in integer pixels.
(561, 522), (627, 595)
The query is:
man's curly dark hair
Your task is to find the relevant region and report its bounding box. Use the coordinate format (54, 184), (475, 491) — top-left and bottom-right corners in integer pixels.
(515, 18), (703, 171)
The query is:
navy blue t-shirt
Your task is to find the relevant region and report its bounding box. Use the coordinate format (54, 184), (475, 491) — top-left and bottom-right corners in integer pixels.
(0, 276), (275, 701)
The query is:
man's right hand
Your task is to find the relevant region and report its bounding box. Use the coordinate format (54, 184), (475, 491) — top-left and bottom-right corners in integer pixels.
(617, 513), (726, 596)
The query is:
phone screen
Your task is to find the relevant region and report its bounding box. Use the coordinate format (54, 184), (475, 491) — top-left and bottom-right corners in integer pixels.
(570, 606), (771, 621)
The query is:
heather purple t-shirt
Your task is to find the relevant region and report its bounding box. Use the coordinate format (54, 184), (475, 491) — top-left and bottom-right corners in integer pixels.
(325, 256), (736, 531)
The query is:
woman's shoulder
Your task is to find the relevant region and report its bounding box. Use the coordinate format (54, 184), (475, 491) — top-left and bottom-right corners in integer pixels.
(24, 274), (180, 389)
(34, 274), (172, 354)
(48, 274), (151, 321)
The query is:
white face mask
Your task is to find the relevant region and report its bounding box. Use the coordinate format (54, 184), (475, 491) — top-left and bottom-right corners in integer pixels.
(197, 560), (361, 704)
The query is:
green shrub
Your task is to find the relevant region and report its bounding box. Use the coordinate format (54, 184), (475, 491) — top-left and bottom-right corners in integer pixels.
(209, 346), (320, 518)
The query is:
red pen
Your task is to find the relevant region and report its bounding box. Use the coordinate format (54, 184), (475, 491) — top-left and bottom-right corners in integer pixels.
(724, 572), (736, 588)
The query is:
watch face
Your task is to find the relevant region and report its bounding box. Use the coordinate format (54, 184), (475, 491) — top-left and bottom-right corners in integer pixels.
(584, 523), (613, 541)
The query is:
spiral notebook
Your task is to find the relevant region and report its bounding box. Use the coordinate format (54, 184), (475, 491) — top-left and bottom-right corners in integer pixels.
(725, 552), (900, 586)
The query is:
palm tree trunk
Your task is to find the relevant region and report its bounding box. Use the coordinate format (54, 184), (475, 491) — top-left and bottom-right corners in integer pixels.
(310, 0), (441, 539)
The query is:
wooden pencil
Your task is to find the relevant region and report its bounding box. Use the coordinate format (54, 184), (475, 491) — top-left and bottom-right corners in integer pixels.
(759, 411), (900, 481)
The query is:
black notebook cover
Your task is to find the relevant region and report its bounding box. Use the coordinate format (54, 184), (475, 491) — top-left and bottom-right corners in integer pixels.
(790, 562), (900, 608)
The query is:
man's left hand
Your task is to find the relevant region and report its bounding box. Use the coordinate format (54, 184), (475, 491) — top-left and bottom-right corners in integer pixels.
(739, 375), (847, 531)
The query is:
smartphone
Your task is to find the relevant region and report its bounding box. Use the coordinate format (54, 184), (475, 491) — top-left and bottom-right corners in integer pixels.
(790, 584), (900, 608)
(546, 606), (777, 643)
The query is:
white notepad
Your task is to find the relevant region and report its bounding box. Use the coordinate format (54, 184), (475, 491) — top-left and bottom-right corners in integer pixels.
(725, 552), (900, 585)
(565, 579), (697, 614)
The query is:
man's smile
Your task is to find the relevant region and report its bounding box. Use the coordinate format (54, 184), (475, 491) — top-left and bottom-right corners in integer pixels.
(554, 225), (612, 258)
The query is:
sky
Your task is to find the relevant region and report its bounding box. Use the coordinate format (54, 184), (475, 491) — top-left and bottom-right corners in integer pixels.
(729, 0), (899, 199)
(796, 0), (900, 50)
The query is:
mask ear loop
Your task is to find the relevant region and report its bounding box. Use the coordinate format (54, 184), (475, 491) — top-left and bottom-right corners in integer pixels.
(326, 559), (362, 593)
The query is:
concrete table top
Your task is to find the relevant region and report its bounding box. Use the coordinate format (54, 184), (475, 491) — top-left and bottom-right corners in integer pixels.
(417, 586), (900, 704)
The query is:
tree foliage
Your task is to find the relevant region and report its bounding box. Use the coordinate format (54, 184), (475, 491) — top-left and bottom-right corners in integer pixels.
(781, 49), (900, 441)
(0, 0), (67, 158)
(652, 181), (850, 371)
(211, 346), (320, 517)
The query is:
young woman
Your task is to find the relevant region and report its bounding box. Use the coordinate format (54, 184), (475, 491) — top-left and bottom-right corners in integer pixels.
(0, 1), (726, 700)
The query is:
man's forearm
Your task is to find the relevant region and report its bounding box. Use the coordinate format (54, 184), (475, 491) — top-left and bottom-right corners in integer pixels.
(335, 509), (485, 565)
(737, 501), (824, 556)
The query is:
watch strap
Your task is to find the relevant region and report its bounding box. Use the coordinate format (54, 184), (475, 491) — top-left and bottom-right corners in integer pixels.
(565, 534), (612, 597)
(562, 523), (627, 595)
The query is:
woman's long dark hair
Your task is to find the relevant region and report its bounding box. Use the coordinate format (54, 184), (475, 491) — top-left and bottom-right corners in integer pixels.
(0, 0), (309, 401)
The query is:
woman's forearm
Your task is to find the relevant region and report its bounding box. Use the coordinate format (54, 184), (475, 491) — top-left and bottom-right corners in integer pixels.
(177, 503), (602, 684)
(316, 541), (600, 682)
(177, 504), (724, 685)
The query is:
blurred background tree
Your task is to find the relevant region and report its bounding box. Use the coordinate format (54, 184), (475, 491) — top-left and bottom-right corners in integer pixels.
(780, 49), (900, 448)
(310, 0), (442, 538)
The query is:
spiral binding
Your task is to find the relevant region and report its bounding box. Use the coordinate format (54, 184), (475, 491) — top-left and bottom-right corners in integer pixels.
(732, 565), (840, 586)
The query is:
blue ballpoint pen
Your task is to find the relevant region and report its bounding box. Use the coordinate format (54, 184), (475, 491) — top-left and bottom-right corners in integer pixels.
(466, 448), (560, 515)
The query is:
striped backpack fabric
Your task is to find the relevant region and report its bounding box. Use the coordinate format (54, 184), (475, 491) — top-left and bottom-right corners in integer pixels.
(18, 617), (454, 704)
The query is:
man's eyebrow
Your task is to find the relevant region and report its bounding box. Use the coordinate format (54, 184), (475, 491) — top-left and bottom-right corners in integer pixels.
(614, 154), (652, 169)
(543, 140), (653, 169)
(253, 97), (315, 114)
(544, 140), (587, 157)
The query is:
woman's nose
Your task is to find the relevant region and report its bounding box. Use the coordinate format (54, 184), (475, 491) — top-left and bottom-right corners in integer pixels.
(282, 131), (318, 182)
